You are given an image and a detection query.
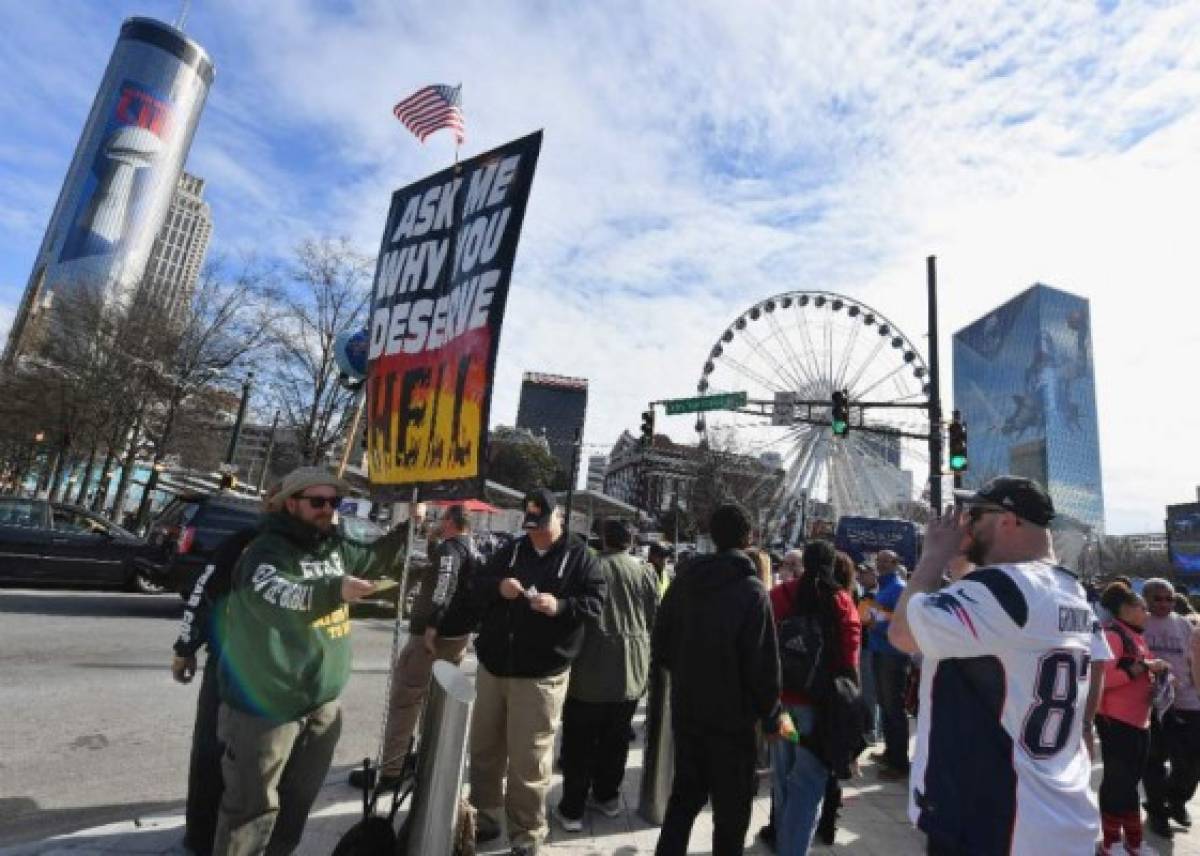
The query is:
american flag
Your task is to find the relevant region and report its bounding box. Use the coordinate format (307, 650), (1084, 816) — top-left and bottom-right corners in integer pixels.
(393, 84), (465, 145)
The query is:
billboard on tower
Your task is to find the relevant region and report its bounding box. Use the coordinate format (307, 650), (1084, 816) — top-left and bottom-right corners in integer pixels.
(3, 17), (212, 361)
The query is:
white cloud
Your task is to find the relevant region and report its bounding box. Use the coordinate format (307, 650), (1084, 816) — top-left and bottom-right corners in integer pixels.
(1, 0), (1197, 534)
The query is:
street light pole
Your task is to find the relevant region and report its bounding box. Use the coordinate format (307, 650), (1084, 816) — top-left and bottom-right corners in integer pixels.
(225, 372), (254, 469)
(256, 409), (280, 493)
(926, 255), (944, 515)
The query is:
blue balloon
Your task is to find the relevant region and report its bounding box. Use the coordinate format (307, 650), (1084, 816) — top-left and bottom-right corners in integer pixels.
(334, 329), (369, 379)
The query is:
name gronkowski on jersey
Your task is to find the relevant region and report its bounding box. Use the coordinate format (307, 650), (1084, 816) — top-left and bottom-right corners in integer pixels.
(907, 561), (1112, 856)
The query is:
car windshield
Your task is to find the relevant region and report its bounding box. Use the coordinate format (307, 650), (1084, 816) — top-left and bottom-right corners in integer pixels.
(340, 515), (384, 544)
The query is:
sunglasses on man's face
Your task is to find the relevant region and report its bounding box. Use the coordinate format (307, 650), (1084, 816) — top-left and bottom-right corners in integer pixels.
(298, 494), (342, 510)
(966, 506), (1006, 523)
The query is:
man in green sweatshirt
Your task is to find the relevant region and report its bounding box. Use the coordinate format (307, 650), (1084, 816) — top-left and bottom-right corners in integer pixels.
(213, 467), (405, 856)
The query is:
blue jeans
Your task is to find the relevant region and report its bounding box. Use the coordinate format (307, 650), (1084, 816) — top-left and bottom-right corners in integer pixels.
(770, 705), (828, 856)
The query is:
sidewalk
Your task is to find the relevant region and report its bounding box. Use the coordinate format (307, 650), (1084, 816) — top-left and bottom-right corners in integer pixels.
(1, 699), (928, 856)
(4, 690), (1196, 856)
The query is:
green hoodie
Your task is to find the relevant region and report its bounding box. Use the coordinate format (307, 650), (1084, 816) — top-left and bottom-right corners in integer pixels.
(217, 511), (404, 721)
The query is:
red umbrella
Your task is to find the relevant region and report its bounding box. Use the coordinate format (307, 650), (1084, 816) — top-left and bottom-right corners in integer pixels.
(429, 498), (500, 513)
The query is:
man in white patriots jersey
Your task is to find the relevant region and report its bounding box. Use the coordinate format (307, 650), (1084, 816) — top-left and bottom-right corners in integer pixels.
(890, 476), (1112, 855)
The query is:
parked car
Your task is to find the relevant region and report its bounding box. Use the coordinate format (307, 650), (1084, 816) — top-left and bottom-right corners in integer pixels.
(0, 495), (165, 592)
(146, 492), (262, 596)
(146, 492), (403, 598)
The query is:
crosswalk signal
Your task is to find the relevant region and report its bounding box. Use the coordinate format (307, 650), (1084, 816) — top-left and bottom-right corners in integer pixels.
(640, 409), (656, 448)
(831, 390), (850, 437)
(948, 409), (968, 472)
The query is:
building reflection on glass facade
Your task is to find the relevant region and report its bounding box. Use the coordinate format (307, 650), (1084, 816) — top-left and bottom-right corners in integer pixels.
(953, 284), (1105, 534)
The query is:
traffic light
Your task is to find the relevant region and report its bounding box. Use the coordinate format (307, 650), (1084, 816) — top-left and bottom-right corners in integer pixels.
(948, 410), (968, 472)
(831, 390), (850, 436)
(639, 409), (656, 447)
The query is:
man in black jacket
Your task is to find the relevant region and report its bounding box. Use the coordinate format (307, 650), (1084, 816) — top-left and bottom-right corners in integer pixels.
(468, 488), (606, 856)
(653, 502), (782, 856)
(358, 502), (481, 790)
(170, 488), (279, 856)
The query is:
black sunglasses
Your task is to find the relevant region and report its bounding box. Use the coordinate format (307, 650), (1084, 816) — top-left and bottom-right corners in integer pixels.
(967, 505), (1006, 522)
(297, 494), (343, 510)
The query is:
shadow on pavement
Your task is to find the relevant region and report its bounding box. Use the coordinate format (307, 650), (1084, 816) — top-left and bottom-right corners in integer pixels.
(0, 797), (185, 851)
(0, 591), (181, 620)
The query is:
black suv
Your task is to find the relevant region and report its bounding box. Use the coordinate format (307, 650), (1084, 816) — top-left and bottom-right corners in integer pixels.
(0, 495), (164, 592)
(147, 492), (391, 597)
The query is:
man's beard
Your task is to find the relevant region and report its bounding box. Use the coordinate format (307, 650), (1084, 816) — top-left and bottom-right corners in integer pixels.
(965, 533), (989, 566)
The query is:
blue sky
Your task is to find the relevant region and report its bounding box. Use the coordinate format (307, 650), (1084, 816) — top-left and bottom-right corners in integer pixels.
(1, 0), (1198, 535)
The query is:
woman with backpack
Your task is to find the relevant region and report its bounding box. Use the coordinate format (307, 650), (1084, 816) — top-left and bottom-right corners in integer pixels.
(1094, 583), (1171, 856)
(768, 541), (861, 855)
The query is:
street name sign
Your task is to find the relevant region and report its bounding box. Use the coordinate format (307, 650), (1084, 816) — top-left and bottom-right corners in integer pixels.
(663, 391), (748, 415)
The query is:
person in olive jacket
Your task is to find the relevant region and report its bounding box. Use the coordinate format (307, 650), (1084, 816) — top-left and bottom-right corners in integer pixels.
(468, 488), (606, 856)
(653, 502), (783, 856)
(555, 519), (659, 830)
(213, 467), (405, 856)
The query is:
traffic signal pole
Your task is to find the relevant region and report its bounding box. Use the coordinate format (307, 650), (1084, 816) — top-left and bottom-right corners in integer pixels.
(927, 256), (944, 516)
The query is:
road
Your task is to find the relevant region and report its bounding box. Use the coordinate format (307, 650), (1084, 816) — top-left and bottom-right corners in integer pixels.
(0, 587), (401, 849)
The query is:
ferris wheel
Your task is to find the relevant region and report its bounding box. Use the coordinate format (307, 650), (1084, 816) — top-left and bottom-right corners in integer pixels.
(695, 291), (931, 536)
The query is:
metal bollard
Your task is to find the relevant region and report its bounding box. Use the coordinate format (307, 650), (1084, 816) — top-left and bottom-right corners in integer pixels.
(403, 661), (476, 855)
(637, 665), (674, 825)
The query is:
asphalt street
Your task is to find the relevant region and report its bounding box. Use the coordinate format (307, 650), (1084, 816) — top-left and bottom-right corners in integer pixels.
(0, 587), (402, 849)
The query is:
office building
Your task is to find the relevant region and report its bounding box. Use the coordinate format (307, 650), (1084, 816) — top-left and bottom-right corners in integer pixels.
(515, 372), (588, 481)
(953, 283), (1105, 533)
(586, 455), (607, 491)
(139, 172), (211, 322)
(4, 17), (213, 363)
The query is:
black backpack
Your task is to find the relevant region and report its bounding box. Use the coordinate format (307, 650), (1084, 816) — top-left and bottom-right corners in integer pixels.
(778, 584), (831, 697)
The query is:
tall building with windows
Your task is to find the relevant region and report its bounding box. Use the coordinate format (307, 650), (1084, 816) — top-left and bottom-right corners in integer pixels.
(586, 455), (608, 491)
(3, 17), (212, 363)
(952, 283), (1105, 533)
(139, 172), (211, 322)
(515, 372), (588, 481)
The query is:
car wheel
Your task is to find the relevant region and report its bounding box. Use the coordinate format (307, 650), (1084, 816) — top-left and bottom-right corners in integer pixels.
(129, 566), (167, 595)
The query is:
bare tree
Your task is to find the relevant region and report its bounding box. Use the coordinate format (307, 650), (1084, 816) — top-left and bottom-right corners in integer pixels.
(130, 259), (276, 526)
(687, 429), (783, 541)
(265, 237), (372, 466)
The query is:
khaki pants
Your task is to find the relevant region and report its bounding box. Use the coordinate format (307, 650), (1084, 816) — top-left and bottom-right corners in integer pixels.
(380, 633), (470, 775)
(469, 664), (570, 848)
(213, 701), (341, 856)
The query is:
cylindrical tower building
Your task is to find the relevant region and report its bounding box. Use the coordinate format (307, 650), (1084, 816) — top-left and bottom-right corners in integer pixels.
(3, 17), (213, 362)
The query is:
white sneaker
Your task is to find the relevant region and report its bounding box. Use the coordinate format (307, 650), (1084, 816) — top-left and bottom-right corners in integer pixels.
(589, 795), (621, 818)
(554, 806), (583, 833)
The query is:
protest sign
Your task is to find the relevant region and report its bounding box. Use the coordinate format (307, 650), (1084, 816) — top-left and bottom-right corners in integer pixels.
(366, 131), (542, 500)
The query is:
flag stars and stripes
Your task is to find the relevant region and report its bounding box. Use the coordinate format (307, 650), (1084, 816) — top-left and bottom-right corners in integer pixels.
(393, 84), (465, 145)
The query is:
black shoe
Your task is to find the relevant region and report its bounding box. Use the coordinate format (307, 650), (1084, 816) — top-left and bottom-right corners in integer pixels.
(510, 846), (538, 856)
(757, 823), (776, 851)
(1148, 812), (1175, 839)
(347, 767), (407, 791)
(1168, 802), (1193, 828)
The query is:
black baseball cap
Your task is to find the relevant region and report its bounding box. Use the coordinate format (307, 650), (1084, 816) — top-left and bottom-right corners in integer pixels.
(953, 476), (1056, 526)
(521, 488), (557, 530)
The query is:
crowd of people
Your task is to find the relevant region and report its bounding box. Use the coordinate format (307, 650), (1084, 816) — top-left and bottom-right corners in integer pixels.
(167, 466), (1200, 856)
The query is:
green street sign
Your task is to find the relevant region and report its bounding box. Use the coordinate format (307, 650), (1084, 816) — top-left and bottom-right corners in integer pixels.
(663, 391), (748, 415)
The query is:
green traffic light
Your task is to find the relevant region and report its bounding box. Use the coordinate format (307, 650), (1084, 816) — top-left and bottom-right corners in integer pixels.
(832, 420), (848, 436)
(949, 454), (967, 472)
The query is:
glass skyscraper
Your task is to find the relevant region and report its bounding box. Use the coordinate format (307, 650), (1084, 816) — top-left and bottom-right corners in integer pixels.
(953, 284), (1105, 533)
